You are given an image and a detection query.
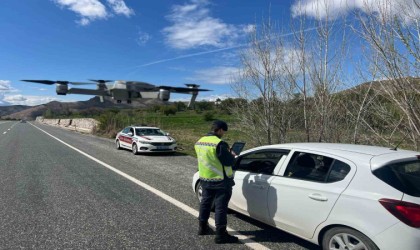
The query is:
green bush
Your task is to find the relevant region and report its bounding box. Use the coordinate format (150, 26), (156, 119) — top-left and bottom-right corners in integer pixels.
(160, 106), (177, 116)
(203, 111), (215, 121)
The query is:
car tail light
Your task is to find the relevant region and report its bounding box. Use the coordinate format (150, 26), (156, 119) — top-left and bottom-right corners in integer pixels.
(379, 198), (420, 228)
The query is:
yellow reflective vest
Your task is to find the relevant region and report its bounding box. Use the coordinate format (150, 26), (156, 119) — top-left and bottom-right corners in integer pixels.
(195, 135), (233, 181)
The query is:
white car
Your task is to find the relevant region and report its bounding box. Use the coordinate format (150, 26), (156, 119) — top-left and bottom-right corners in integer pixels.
(115, 126), (177, 154)
(192, 143), (420, 250)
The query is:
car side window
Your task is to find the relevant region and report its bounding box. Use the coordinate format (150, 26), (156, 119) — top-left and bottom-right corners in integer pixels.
(122, 127), (130, 134)
(327, 160), (351, 183)
(284, 152), (350, 183)
(234, 151), (288, 175)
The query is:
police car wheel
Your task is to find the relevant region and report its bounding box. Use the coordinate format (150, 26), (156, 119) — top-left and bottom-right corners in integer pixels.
(116, 140), (121, 150)
(132, 144), (139, 155)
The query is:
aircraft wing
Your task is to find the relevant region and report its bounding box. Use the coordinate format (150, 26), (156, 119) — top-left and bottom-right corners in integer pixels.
(67, 88), (109, 96)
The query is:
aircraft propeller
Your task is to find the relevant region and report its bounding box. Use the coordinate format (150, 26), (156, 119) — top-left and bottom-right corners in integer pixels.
(21, 80), (93, 85)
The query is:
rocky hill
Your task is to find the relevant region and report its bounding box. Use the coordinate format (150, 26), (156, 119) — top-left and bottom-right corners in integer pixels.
(0, 97), (167, 120)
(0, 105), (31, 117)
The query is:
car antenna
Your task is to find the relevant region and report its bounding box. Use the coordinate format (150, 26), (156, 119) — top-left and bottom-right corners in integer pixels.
(390, 130), (409, 151)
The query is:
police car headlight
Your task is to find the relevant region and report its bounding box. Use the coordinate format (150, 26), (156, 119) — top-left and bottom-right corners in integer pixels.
(138, 140), (149, 144)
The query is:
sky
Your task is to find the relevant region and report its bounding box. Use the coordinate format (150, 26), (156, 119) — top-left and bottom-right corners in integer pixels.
(0, 0), (418, 106)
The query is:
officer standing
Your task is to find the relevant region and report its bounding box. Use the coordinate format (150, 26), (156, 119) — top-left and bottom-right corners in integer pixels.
(194, 120), (238, 244)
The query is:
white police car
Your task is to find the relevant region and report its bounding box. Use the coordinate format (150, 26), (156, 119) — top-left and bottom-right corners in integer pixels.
(115, 126), (177, 154)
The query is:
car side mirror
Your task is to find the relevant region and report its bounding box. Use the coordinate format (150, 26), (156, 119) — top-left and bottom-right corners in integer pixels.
(128, 132), (133, 136)
(166, 132), (170, 136)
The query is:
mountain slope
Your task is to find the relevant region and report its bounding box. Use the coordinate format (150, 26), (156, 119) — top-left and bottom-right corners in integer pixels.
(0, 97), (166, 120)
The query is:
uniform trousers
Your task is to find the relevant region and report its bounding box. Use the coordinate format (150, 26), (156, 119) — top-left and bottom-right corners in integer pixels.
(198, 185), (232, 229)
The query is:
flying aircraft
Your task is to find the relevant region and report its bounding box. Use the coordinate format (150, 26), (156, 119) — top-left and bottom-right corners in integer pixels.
(21, 79), (211, 108)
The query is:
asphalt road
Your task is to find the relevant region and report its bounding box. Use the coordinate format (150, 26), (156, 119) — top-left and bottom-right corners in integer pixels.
(0, 121), (320, 250)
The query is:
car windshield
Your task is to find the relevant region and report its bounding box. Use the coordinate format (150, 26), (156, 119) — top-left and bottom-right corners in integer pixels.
(373, 159), (420, 197)
(135, 128), (165, 136)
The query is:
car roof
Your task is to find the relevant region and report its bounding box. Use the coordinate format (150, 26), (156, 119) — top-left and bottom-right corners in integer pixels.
(244, 143), (420, 170)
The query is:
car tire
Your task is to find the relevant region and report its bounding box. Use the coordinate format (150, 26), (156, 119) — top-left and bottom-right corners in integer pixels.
(116, 140), (121, 150)
(196, 181), (215, 211)
(132, 143), (139, 155)
(322, 227), (379, 250)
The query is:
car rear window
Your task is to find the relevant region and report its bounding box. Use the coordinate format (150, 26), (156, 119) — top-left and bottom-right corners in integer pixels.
(373, 160), (420, 197)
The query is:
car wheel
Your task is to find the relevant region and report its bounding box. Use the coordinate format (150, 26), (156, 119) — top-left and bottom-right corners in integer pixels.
(195, 181), (215, 211)
(132, 144), (139, 155)
(322, 227), (379, 250)
(116, 140), (121, 150)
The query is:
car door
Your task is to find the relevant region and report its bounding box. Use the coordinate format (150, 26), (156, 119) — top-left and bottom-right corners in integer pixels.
(268, 150), (356, 239)
(118, 127), (131, 148)
(230, 150), (289, 224)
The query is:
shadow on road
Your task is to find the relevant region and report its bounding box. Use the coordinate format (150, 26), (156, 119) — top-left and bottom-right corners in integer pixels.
(139, 151), (189, 157)
(230, 211), (320, 250)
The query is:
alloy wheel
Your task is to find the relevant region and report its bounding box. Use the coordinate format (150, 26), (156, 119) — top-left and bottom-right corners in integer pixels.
(329, 233), (367, 250)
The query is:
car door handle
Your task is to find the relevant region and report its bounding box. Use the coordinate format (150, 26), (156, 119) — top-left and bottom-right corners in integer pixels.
(308, 193), (328, 201)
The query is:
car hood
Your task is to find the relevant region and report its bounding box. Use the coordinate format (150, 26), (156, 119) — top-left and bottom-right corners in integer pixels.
(135, 135), (175, 143)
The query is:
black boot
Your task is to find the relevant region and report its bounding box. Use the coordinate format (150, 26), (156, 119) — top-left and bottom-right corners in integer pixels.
(214, 227), (238, 244)
(198, 221), (213, 235)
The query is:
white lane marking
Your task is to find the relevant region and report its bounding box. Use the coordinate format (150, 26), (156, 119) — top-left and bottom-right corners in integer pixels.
(0, 121), (16, 135)
(29, 122), (270, 250)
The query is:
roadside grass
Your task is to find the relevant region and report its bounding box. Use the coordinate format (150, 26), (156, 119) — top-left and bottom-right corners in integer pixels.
(55, 108), (416, 156)
(95, 110), (252, 157)
(146, 112), (252, 156)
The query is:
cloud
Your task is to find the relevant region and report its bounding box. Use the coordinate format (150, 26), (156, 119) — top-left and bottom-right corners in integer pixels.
(2, 94), (60, 106)
(136, 30), (151, 46)
(291, 0), (420, 22)
(106, 0), (134, 17)
(0, 80), (18, 93)
(53, 0), (134, 25)
(0, 80), (12, 91)
(171, 93), (234, 102)
(187, 66), (239, 85)
(53, 0), (107, 25)
(162, 0), (250, 49)
(291, 0), (351, 20)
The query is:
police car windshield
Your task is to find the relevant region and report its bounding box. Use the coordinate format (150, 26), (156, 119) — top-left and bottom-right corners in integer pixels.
(135, 128), (165, 136)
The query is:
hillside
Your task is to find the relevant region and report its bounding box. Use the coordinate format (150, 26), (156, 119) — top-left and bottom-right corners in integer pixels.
(0, 97), (167, 120)
(0, 105), (31, 117)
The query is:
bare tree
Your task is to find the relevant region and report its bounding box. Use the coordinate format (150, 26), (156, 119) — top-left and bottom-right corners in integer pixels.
(231, 20), (295, 145)
(355, 0), (420, 149)
(282, 0), (348, 142)
(281, 12), (313, 142)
